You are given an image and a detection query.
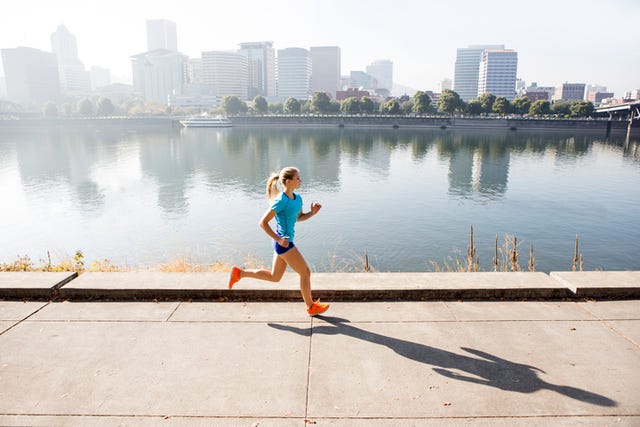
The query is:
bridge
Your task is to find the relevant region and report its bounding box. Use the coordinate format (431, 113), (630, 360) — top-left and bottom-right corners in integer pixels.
(595, 100), (640, 140)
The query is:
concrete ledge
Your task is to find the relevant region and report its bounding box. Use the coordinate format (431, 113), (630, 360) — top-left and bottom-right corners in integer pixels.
(55, 271), (573, 301)
(59, 272), (235, 301)
(310, 272), (571, 300)
(0, 272), (77, 299)
(550, 271), (640, 298)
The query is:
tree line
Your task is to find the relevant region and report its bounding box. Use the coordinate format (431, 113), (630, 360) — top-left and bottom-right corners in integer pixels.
(222, 90), (596, 118)
(37, 90), (596, 119)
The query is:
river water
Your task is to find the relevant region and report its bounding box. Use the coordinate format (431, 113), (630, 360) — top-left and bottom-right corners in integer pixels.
(1, 126), (639, 272)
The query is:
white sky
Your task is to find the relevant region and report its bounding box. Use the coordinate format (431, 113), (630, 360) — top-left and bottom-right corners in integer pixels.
(1, 0), (639, 97)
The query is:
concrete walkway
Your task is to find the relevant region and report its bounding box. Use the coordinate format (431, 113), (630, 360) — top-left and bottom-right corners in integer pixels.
(1, 298), (639, 426)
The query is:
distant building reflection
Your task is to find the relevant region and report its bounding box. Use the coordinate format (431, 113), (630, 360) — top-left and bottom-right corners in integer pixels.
(6, 126), (623, 223)
(12, 129), (108, 213)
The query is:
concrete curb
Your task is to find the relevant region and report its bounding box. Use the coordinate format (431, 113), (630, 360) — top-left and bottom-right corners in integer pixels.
(550, 271), (640, 298)
(2, 271), (638, 301)
(0, 272), (78, 300)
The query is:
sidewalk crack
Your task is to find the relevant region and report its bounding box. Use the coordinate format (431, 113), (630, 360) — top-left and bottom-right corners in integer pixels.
(0, 301), (51, 336)
(304, 316), (314, 423)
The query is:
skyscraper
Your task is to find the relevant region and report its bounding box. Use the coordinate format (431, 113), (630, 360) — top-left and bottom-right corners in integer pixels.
(276, 48), (312, 100)
(51, 25), (90, 95)
(366, 59), (393, 92)
(238, 41), (276, 98)
(477, 49), (518, 101)
(202, 51), (248, 99)
(146, 19), (177, 52)
(310, 46), (341, 98)
(1, 47), (60, 105)
(131, 49), (187, 103)
(453, 44), (504, 101)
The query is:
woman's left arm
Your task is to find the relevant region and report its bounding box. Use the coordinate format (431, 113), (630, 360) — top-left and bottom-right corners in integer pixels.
(298, 201), (322, 222)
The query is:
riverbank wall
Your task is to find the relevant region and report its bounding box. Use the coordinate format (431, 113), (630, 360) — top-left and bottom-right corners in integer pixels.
(0, 115), (633, 136)
(230, 115), (632, 135)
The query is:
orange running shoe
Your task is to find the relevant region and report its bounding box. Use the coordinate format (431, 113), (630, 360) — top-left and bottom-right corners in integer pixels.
(307, 299), (330, 316)
(228, 266), (241, 289)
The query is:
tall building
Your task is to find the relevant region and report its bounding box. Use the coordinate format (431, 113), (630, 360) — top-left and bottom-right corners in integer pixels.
(1, 47), (60, 105)
(202, 51), (248, 99)
(238, 41), (276, 99)
(90, 66), (111, 90)
(438, 78), (452, 92)
(131, 49), (187, 104)
(553, 83), (586, 101)
(146, 19), (177, 52)
(310, 46), (341, 98)
(453, 44), (504, 101)
(349, 71), (376, 90)
(366, 59), (393, 91)
(276, 48), (312, 100)
(244, 42), (274, 97)
(187, 58), (203, 84)
(51, 25), (90, 95)
(477, 49), (518, 101)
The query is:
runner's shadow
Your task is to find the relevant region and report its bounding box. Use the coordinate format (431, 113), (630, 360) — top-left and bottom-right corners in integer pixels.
(268, 315), (616, 407)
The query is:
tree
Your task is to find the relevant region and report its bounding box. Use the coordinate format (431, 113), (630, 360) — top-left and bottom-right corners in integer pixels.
(269, 103), (283, 114)
(551, 101), (571, 117)
(437, 89), (464, 114)
(401, 100), (414, 114)
(77, 98), (94, 116)
(492, 97), (510, 115)
(96, 97), (115, 116)
(412, 91), (432, 114)
(529, 100), (551, 116)
(221, 96), (248, 115)
(284, 97), (301, 114)
(477, 93), (497, 114)
(43, 102), (58, 118)
(380, 98), (400, 115)
(466, 99), (483, 115)
(340, 97), (360, 114)
(310, 92), (331, 114)
(569, 101), (594, 118)
(511, 97), (532, 115)
(360, 97), (375, 114)
(253, 96), (268, 115)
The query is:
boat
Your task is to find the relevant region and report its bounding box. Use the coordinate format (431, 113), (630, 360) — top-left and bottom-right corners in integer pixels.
(179, 113), (232, 128)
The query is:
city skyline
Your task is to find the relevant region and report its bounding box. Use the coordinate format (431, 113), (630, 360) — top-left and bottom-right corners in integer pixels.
(1, 0), (638, 98)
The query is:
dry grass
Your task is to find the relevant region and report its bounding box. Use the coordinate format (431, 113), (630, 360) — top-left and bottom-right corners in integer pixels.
(0, 230), (585, 274)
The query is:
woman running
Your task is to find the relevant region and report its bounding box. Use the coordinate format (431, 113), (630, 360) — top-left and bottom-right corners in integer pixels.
(228, 166), (330, 316)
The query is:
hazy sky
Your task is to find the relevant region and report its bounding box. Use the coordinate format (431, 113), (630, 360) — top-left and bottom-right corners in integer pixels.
(1, 0), (638, 96)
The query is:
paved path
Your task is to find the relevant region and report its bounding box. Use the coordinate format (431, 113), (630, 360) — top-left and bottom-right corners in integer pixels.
(1, 299), (638, 426)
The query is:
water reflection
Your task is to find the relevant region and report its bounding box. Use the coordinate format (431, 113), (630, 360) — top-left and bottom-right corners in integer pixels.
(1, 126), (638, 271)
(3, 127), (635, 218)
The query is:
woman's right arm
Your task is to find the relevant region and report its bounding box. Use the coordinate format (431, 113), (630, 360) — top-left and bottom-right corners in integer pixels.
(259, 208), (289, 247)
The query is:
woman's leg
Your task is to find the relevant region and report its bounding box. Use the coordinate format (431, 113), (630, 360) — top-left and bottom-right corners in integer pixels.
(238, 252), (287, 283)
(280, 247), (313, 308)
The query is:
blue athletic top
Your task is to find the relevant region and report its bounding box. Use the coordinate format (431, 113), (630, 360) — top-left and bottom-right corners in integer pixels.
(270, 192), (302, 242)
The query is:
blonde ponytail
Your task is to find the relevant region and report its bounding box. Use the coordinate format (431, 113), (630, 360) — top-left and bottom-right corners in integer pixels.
(266, 167), (299, 200)
(266, 173), (280, 200)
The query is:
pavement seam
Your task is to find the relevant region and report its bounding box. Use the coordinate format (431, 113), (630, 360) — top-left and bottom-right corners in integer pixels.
(164, 302), (182, 322)
(577, 303), (640, 349)
(304, 316), (314, 424)
(0, 301), (50, 336)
